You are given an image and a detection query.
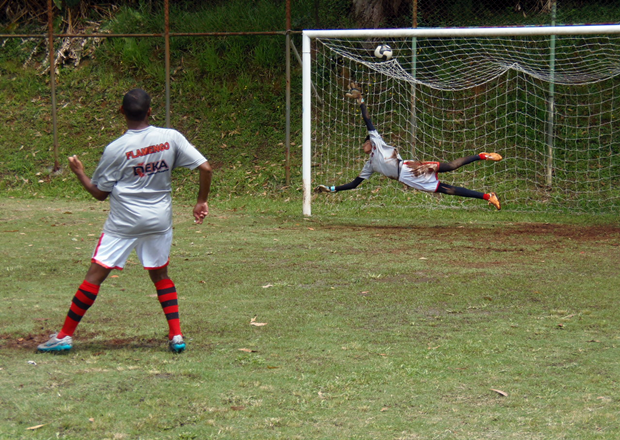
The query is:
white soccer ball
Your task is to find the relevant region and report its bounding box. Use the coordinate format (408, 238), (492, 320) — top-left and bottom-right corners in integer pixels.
(374, 44), (393, 61)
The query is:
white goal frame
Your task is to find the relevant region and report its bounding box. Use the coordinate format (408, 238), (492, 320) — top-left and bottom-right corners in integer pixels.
(302, 24), (620, 216)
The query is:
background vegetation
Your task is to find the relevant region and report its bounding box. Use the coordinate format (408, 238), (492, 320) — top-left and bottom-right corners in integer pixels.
(1, 0), (620, 211)
(4, 0), (620, 29)
(0, 0), (306, 207)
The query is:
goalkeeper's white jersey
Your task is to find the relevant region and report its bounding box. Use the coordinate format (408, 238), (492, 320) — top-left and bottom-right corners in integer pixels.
(91, 126), (207, 238)
(359, 129), (441, 193)
(358, 130), (401, 180)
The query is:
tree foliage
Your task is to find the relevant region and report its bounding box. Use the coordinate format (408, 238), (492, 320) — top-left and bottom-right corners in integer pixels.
(2, 0), (618, 32)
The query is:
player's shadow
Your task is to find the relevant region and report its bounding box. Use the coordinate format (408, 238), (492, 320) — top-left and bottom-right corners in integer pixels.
(22, 332), (171, 353)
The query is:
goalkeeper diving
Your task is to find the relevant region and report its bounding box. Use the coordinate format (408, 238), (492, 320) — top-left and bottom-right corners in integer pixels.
(315, 82), (502, 210)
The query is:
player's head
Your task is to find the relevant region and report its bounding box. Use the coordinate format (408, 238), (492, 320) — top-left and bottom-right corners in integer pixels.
(363, 134), (373, 154)
(121, 88), (151, 121)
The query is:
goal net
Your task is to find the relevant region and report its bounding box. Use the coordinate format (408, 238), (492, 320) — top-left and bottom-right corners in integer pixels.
(302, 26), (620, 216)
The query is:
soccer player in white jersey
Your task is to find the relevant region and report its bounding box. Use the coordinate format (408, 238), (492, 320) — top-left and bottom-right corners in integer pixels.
(315, 83), (502, 210)
(38, 88), (212, 354)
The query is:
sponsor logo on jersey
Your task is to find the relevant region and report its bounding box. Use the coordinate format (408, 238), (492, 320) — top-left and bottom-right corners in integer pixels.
(126, 142), (170, 160)
(133, 160), (170, 177)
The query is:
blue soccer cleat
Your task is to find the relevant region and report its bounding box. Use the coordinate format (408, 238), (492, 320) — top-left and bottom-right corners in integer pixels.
(168, 335), (186, 353)
(37, 333), (73, 353)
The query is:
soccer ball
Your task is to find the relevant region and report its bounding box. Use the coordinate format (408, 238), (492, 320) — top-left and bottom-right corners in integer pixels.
(374, 44), (393, 61)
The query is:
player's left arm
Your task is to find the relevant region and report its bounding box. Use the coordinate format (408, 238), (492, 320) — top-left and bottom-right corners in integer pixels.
(359, 103), (375, 132)
(346, 82), (375, 132)
(68, 155), (110, 201)
(193, 160), (212, 224)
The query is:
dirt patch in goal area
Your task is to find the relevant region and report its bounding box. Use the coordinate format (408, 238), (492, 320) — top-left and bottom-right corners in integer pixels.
(308, 221), (620, 265)
(316, 221), (620, 244)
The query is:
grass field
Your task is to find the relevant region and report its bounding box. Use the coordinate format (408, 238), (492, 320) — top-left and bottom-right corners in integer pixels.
(1, 197), (620, 439)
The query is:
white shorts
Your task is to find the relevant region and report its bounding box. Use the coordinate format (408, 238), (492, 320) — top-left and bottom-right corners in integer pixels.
(91, 229), (173, 270)
(398, 161), (441, 192)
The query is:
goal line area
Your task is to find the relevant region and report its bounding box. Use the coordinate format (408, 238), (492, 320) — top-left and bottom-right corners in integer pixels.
(301, 25), (620, 216)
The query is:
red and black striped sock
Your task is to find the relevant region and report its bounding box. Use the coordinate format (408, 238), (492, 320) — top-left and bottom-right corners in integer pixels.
(57, 280), (100, 338)
(155, 278), (182, 339)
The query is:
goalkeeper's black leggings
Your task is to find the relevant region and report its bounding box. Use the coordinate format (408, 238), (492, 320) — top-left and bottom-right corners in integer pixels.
(437, 155), (481, 173)
(435, 155), (485, 199)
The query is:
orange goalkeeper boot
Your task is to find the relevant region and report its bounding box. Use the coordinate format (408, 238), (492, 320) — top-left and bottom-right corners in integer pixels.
(480, 152), (503, 161)
(487, 192), (501, 210)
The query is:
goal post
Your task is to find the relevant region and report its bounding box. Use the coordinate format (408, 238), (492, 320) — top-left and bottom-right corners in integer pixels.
(302, 25), (620, 216)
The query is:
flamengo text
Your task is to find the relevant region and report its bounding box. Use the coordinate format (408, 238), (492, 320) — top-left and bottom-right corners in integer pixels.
(126, 142), (171, 160)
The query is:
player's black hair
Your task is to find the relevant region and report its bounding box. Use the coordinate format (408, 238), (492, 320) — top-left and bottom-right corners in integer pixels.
(122, 88), (151, 121)
(364, 134), (370, 142)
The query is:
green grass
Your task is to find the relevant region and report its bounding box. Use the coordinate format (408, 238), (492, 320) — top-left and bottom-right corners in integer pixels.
(1, 197), (620, 439)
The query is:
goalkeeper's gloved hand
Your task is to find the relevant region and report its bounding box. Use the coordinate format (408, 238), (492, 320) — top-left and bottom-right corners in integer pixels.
(314, 184), (336, 193)
(345, 82), (363, 103)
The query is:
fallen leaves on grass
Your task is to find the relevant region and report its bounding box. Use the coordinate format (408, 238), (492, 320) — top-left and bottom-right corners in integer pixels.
(491, 389), (508, 397)
(250, 316), (267, 327)
(26, 424), (46, 430)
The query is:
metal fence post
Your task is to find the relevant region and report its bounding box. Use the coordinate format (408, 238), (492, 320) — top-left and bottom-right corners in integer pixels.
(47, 0), (59, 171)
(165, 0), (171, 128)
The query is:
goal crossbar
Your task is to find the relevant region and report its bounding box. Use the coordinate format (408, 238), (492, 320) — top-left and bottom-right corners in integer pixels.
(304, 24), (620, 39)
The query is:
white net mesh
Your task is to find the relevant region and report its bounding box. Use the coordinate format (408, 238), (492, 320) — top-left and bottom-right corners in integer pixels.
(310, 33), (620, 213)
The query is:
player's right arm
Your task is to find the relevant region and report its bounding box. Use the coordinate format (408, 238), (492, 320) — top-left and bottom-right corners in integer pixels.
(68, 155), (110, 201)
(314, 177), (365, 193)
(193, 161), (212, 224)
(346, 82), (375, 132)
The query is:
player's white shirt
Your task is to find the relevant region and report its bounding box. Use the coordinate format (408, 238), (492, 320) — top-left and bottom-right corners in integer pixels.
(358, 129), (402, 180)
(359, 129), (440, 192)
(91, 126), (207, 238)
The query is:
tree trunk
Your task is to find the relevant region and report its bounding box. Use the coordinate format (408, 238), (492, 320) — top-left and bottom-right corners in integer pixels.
(351, 0), (406, 28)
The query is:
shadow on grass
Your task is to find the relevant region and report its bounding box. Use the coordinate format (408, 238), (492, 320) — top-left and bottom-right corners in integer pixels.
(1, 331), (166, 353)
